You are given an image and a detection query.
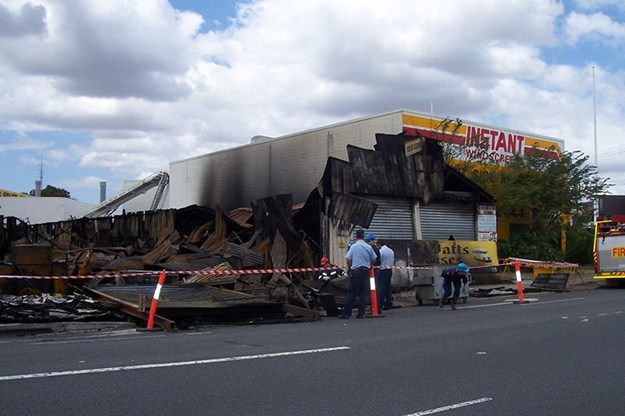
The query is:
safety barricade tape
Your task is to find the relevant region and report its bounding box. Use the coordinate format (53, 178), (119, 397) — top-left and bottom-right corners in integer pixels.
(0, 263), (509, 280)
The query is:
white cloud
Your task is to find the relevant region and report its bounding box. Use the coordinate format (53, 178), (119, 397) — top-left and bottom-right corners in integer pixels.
(0, 2), (46, 38)
(564, 11), (625, 43)
(572, 0), (625, 13)
(0, 0), (202, 100)
(1, 0), (625, 201)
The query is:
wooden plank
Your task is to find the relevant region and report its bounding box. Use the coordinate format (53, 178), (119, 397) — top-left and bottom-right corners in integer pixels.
(82, 287), (176, 331)
(280, 303), (322, 320)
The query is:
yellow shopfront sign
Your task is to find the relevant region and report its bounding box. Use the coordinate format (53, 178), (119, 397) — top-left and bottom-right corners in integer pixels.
(438, 240), (499, 267)
(402, 113), (562, 164)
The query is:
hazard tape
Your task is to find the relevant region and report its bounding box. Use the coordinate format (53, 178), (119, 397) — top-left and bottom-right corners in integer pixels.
(0, 263), (505, 280)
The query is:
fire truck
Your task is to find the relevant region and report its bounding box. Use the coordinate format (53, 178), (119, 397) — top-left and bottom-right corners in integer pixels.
(594, 215), (625, 287)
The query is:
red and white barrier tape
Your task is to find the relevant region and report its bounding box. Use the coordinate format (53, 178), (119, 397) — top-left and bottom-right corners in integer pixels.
(0, 259), (571, 280)
(0, 265), (430, 280)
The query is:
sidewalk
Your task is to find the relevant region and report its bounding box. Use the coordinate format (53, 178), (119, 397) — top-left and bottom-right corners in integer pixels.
(394, 265), (601, 307)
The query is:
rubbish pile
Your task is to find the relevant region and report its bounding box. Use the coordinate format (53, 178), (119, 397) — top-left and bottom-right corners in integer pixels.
(0, 293), (125, 323)
(0, 199), (336, 329)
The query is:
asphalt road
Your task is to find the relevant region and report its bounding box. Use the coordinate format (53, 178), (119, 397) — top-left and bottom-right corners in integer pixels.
(1, 288), (624, 416)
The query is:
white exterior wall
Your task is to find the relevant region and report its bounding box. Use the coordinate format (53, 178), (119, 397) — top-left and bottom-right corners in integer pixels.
(0, 197), (93, 224)
(168, 111), (405, 211)
(167, 108), (564, 212)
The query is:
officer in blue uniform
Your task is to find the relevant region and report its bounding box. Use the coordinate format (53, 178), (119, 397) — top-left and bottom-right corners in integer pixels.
(340, 229), (378, 319)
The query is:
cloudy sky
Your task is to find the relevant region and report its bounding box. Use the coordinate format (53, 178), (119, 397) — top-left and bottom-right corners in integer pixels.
(0, 0), (624, 204)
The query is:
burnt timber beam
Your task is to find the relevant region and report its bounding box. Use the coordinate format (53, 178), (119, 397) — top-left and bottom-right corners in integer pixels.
(82, 287), (176, 331)
(280, 303), (322, 321)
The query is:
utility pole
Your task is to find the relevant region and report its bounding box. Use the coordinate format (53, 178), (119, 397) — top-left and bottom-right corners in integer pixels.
(593, 66), (598, 169)
(593, 66), (599, 220)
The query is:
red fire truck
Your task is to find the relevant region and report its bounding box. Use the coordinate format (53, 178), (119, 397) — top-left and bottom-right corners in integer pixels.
(594, 215), (625, 287)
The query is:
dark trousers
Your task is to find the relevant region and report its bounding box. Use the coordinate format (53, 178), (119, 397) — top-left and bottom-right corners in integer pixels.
(377, 269), (393, 309)
(342, 267), (370, 317)
(442, 278), (462, 300)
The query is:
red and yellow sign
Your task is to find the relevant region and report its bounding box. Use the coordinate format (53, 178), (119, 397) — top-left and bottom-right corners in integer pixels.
(612, 247), (625, 258)
(402, 113), (563, 165)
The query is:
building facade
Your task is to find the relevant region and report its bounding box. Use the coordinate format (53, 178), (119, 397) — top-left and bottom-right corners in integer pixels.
(168, 109), (563, 243)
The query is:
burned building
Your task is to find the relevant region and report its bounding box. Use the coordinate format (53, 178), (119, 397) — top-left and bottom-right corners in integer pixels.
(167, 118), (495, 287)
(167, 109), (561, 244)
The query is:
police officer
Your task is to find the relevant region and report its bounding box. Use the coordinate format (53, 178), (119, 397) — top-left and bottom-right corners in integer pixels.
(377, 239), (395, 310)
(340, 229), (378, 319)
(440, 262), (470, 310)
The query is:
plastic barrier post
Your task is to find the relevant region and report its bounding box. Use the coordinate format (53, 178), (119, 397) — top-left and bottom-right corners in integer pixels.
(146, 270), (167, 329)
(369, 264), (379, 316)
(514, 260), (527, 304)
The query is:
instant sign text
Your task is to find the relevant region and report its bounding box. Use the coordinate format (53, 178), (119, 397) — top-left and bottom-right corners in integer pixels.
(463, 125), (525, 163)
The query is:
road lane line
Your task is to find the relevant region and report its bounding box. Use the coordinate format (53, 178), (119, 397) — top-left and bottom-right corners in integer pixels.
(464, 296), (585, 309)
(463, 302), (513, 309)
(536, 297), (585, 304)
(403, 397), (493, 415)
(0, 346), (351, 382)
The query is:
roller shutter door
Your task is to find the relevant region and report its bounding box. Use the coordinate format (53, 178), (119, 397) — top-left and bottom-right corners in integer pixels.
(419, 201), (476, 240)
(362, 197), (415, 240)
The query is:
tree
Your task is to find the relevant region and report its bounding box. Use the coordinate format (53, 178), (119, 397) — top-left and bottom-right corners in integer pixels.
(417, 117), (610, 262)
(29, 185), (71, 198)
(456, 148), (611, 262)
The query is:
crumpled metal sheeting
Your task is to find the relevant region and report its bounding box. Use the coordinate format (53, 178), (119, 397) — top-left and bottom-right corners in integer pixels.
(0, 293), (123, 323)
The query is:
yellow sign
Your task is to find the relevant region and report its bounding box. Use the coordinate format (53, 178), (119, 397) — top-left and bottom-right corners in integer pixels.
(0, 189), (29, 197)
(437, 240), (499, 267)
(402, 113), (563, 164)
(612, 247), (625, 258)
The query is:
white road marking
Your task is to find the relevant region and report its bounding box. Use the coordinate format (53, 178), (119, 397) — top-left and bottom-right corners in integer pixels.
(0, 346), (351, 382)
(463, 296), (584, 310)
(462, 302), (512, 309)
(532, 297), (585, 304)
(403, 397), (493, 415)
(504, 297), (539, 302)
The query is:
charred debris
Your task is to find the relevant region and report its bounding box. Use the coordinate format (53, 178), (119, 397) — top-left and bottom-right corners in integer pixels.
(0, 133), (466, 329)
(0, 200), (339, 329)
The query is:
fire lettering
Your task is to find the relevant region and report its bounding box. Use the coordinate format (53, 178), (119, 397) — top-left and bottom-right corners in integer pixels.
(612, 247), (625, 258)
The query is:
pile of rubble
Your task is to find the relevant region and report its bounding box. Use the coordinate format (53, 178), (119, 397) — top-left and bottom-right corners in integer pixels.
(0, 199), (340, 329)
(0, 293), (125, 323)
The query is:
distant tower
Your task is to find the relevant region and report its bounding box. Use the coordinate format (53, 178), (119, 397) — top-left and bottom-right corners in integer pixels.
(34, 160), (44, 197)
(100, 181), (107, 203)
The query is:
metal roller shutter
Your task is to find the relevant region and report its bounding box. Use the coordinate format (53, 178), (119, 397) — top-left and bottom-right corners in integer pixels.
(419, 201), (476, 240)
(362, 196), (415, 240)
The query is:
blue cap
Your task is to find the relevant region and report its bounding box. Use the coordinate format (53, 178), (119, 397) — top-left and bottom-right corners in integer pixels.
(364, 232), (375, 241)
(355, 229), (365, 238)
(457, 263), (470, 273)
